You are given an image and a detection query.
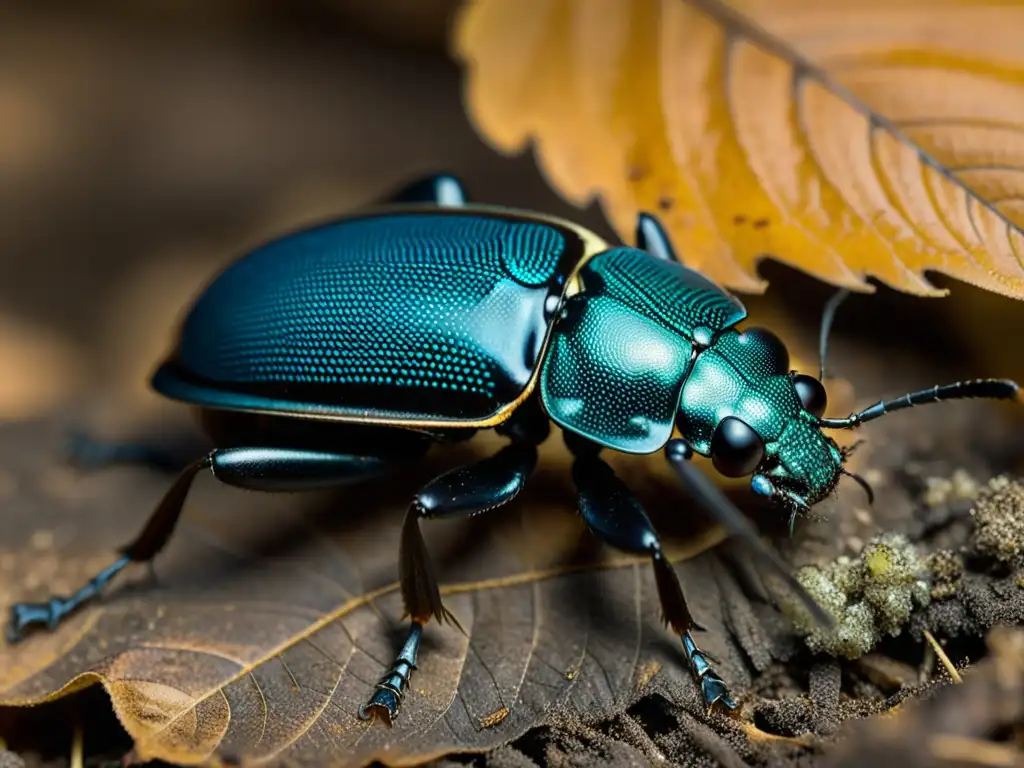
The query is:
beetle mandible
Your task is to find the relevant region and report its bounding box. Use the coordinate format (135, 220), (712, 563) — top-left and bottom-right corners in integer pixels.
(7, 175), (1019, 722)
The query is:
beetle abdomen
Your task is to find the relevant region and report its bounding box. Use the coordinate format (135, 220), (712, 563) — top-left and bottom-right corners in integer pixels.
(153, 211), (583, 423)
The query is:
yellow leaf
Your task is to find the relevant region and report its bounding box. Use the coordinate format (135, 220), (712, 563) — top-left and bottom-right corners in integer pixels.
(452, 0), (1024, 299)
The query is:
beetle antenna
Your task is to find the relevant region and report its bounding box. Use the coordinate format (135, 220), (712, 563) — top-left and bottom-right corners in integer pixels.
(818, 289), (850, 381)
(818, 379), (1020, 429)
(840, 468), (875, 505)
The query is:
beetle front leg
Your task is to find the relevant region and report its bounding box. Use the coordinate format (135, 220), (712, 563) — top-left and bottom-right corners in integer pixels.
(361, 438), (540, 725)
(6, 447), (393, 643)
(567, 436), (738, 712)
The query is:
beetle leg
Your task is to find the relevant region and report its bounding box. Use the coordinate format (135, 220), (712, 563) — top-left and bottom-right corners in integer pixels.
(567, 437), (739, 712)
(63, 428), (202, 473)
(635, 212), (682, 263)
(6, 447), (394, 643)
(385, 173), (469, 207)
(664, 438), (832, 629)
(362, 434), (543, 725)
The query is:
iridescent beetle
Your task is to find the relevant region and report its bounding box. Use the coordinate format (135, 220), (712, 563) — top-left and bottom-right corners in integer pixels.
(7, 175), (1019, 722)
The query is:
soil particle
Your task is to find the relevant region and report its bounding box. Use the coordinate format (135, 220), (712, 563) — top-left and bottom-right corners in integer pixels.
(924, 550), (963, 599)
(971, 477), (1024, 569)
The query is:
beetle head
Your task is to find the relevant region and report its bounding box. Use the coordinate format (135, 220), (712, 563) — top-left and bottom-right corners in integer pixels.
(676, 327), (854, 524)
(701, 377), (846, 521)
(747, 416), (846, 516)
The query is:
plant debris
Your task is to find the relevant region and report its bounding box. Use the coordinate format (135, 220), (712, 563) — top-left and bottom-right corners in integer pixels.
(783, 533), (930, 659)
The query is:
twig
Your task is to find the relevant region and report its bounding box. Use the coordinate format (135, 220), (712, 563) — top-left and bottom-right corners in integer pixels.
(924, 629), (963, 684)
(71, 721), (83, 768)
(741, 722), (816, 747)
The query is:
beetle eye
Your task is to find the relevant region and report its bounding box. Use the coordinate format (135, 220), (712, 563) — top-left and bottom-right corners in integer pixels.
(710, 417), (765, 478)
(793, 374), (828, 418)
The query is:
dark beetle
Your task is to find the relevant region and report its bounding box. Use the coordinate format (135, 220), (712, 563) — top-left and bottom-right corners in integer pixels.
(7, 175), (1019, 722)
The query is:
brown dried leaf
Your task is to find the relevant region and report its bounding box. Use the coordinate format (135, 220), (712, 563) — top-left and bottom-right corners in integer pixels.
(453, 0), (1024, 299)
(0, 420), (741, 767)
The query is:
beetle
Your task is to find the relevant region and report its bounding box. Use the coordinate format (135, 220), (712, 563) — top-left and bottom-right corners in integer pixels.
(7, 174), (1019, 723)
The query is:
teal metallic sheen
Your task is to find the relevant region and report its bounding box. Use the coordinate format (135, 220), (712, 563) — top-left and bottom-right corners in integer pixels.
(677, 327), (843, 503)
(539, 247), (746, 454)
(152, 210), (583, 423)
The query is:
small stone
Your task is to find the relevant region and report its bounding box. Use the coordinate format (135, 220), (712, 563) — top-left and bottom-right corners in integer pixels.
(853, 507), (873, 527)
(923, 469), (979, 508)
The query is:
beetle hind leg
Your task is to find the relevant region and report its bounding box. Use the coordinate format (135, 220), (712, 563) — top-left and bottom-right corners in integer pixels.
(567, 434), (739, 712)
(6, 447), (396, 643)
(385, 173), (469, 207)
(7, 455), (213, 642)
(63, 428), (199, 473)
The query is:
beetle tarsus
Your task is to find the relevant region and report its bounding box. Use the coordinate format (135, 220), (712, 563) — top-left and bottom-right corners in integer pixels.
(568, 437), (736, 711)
(6, 554), (131, 642)
(682, 632), (739, 712)
(360, 621), (422, 725)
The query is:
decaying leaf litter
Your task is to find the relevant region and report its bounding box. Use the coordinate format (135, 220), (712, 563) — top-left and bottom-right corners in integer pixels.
(2, 335), (1024, 767)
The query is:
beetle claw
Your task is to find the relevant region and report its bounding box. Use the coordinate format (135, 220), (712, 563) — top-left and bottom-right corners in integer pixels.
(6, 598), (65, 643)
(701, 674), (740, 714)
(360, 686), (402, 726)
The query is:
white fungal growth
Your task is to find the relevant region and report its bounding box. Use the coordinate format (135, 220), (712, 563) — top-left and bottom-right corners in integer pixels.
(784, 533), (931, 659)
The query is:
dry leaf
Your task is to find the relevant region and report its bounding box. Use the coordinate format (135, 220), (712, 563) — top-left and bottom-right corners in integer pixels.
(453, 0), (1024, 299)
(0, 420), (749, 767)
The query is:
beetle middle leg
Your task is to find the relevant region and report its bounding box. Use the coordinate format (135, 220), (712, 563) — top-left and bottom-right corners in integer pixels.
(566, 433), (738, 712)
(361, 400), (549, 724)
(6, 447), (397, 643)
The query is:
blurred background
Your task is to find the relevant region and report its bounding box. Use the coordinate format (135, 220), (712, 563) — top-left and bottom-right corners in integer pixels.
(1, 0), (1022, 437)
